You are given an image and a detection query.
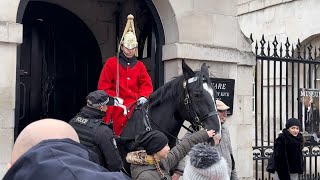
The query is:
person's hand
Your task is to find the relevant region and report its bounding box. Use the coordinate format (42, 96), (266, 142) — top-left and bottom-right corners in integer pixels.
(213, 133), (221, 145)
(171, 172), (182, 180)
(113, 97), (127, 115)
(114, 97), (124, 106)
(137, 97), (148, 105)
(206, 130), (215, 138)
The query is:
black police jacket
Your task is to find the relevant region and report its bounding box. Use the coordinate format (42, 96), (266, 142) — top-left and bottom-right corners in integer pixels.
(69, 106), (123, 172)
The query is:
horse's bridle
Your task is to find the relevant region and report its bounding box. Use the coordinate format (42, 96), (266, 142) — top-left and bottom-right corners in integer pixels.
(183, 79), (218, 131)
(139, 78), (218, 140)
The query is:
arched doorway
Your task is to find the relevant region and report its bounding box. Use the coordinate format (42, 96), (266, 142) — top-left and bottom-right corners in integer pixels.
(113, 0), (165, 89)
(15, 0), (165, 138)
(17, 1), (102, 135)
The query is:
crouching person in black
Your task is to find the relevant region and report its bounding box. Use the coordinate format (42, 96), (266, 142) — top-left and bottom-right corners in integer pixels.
(69, 90), (123, 172)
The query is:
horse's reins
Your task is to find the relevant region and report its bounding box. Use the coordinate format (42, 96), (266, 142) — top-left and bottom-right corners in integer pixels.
(182, 80), (203, 131)
(143, 106), (180, 141)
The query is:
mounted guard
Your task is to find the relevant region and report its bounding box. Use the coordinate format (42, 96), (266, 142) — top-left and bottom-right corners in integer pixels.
(98, 14), (153, 136)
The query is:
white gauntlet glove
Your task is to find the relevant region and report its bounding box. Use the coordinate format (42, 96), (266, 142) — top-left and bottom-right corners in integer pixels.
(113, 97), (127, 115)
(114, 97), (124, 106)
(137, 97), (148, 105)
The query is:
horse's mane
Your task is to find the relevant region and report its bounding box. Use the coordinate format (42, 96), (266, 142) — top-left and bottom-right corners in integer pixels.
(148, 69), (213, 107)
(149, 75), (185, 107)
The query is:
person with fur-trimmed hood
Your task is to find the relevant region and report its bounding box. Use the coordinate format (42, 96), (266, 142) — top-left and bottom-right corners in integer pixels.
(272, 118), (304, 180)
(126, 129), (215, 180)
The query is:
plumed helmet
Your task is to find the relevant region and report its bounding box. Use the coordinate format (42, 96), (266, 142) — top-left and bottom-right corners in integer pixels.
(119, 14), (138, 56)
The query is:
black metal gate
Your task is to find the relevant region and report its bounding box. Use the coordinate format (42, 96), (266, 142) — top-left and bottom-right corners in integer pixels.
(251, 34), (320, 180)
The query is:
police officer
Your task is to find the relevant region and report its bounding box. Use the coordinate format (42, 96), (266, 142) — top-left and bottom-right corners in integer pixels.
(69, 90), (123, 172)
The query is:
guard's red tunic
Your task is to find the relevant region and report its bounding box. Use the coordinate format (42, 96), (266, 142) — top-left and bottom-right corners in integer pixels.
(98, 56), (153, 135)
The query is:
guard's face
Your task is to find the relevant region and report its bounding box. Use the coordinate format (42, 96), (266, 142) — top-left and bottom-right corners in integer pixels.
(100, 105), (108, 112)
(288, 125), (300, 136)
(121, 46), (136, 58)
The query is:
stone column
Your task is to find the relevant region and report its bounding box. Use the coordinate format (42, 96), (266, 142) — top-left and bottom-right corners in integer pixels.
(0, 21), (22, 178)
(157, 0), (255, 179)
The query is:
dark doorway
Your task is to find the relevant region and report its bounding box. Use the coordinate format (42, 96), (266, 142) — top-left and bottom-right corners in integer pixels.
(17, 2), (102, 135)
(114, 0), (165, 89)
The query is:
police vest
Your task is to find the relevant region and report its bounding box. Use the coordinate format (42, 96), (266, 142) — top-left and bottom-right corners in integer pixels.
(69, 115), (102, 147)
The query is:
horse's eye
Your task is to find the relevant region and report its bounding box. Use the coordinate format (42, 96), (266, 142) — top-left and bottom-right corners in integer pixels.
(194, 92), (201, 98)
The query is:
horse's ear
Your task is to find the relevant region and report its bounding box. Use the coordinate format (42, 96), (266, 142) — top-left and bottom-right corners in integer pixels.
(182, 59), (195, 79)
(201, 63), (211, 82)
(201, 63), (209, 76)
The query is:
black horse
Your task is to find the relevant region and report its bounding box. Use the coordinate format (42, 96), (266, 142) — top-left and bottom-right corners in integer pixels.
(118, 60), (221, 175)
(121, 60), (221, 141)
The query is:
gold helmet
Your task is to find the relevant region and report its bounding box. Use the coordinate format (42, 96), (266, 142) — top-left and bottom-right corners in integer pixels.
(119, 14), (138, 56)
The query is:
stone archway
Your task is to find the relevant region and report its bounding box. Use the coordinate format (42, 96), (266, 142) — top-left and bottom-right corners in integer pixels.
(16, 1), (103, 136)
(14, 0), (168, 137)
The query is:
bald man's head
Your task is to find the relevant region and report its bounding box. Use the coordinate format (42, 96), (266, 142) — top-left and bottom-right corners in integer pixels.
(9, 119), (79, 167)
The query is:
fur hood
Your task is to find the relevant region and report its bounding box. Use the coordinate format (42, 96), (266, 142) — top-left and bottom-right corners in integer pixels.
(126, 150), (156, 165)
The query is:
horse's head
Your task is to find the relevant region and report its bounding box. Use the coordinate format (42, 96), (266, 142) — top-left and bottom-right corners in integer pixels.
(181, 60), (221, 134)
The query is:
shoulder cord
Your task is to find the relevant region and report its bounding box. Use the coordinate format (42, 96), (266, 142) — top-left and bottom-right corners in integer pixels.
(116, 52), (120, 97)
(116, 15), (138, 97)
(153, 155), (166, 179)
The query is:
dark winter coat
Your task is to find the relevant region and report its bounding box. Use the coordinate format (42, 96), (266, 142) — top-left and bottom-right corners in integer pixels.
(273, 129), (304, 180)
(129, 130), (209, 180)
(3, 139), (131, 180)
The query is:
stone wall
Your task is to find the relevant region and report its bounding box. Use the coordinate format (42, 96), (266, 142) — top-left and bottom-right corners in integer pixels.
(238, 0), (294, 16)
(238, 0), (320, 44)
(160, 1), (256, 179)
(0, 0), (255, 179)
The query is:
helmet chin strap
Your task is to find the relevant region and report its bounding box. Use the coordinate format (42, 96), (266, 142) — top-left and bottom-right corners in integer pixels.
(122, 50), (131, 58)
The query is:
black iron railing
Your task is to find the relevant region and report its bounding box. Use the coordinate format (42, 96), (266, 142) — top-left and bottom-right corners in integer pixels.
(251, 34), (320, 180)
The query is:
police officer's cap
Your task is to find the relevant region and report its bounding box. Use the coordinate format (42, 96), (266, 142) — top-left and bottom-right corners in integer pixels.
(86, 90), (114, 108)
